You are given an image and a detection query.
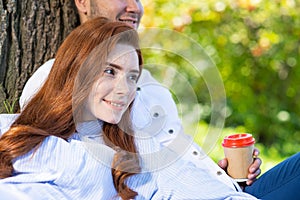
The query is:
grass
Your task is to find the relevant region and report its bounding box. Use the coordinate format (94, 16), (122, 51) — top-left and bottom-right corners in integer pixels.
(3, 99), (18, 114)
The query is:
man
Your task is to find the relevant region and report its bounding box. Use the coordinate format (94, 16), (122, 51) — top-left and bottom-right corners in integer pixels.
(17, 0), (263, 195)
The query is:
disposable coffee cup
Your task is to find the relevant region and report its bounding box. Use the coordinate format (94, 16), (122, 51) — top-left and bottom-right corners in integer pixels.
(222, 133), (255, 182)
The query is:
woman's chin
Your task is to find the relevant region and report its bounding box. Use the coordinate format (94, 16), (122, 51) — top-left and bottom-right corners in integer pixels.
(102, 117), (121, 125)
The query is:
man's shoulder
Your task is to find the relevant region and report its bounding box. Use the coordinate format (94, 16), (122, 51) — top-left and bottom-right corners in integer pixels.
(19, 59), (55, 109)
(0, 114), (19, 136)
(36, 58), (55, 72)
(23, 58), (55, 85)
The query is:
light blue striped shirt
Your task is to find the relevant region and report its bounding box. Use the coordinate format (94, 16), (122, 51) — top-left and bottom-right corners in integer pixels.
(18, 59), (244, 192)
(0, 116), (258, 199)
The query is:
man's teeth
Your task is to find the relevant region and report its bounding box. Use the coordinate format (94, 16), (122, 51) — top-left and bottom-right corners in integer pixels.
(120, 20), (135, 24)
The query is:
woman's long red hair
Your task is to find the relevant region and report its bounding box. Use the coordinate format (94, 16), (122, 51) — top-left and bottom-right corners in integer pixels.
(0, 17), (142, 200)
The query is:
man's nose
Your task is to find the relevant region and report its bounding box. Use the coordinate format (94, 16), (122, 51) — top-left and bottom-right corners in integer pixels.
(126, 0), (142, 14)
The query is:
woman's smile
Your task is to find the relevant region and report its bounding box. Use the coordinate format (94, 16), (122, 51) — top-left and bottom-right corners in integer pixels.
(103, 99), (126, 110)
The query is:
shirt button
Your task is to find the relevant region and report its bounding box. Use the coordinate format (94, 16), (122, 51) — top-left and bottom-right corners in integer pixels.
(192, 151), (198, 156)
(168, 129), (174, 134)
(137, 87), (141, 91)
(153, 112), (159, 118)
(217, 171), (222, 176)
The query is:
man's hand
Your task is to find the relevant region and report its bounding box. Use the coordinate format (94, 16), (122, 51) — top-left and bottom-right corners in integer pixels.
(218, 147), (262, 186)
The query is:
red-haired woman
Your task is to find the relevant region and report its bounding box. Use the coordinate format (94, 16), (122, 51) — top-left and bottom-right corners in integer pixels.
(0, 17), (143, 200)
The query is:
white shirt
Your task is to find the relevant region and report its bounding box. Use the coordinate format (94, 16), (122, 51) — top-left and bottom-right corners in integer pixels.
(16, 59), (241, 191)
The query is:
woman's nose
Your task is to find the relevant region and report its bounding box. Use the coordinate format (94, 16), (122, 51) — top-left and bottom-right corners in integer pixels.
(115, 76), (130, 95)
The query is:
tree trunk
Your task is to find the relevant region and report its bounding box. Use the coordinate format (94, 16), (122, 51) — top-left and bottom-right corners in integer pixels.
(0, 0), (79, 113)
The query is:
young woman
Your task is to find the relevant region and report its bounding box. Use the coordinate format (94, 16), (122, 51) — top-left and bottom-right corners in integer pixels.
(0, 17), (143, 200)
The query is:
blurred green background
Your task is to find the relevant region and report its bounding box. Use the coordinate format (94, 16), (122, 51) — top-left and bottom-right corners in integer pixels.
(140, 0), (300, 173)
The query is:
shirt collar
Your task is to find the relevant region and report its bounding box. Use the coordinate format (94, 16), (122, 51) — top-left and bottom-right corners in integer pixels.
(75, 120), (103, 140)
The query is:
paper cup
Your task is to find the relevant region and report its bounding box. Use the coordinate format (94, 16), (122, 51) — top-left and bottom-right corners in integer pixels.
(222, 133), (255, 181)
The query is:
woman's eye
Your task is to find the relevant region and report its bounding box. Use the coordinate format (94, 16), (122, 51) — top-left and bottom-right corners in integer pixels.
(104, 68), (115, 75)
(129, 74), (138, 82)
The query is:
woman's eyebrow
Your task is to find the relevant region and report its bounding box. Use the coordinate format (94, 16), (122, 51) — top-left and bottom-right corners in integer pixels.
(105, 62), (122, 70)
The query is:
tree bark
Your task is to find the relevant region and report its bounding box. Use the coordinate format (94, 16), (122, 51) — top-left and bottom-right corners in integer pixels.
(0, 0), (79, 113)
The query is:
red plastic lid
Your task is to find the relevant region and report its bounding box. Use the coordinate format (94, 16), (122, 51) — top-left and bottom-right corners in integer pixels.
(222, 133), (255, 148)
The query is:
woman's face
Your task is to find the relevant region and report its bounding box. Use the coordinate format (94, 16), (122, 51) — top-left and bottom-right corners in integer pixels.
(84, 43), (140, 124)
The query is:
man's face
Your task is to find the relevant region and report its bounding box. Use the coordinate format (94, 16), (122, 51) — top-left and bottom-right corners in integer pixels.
(88, 0), (144, 30)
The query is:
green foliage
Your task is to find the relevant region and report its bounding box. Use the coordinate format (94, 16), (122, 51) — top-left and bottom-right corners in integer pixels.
(141, 0), (300, 157)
